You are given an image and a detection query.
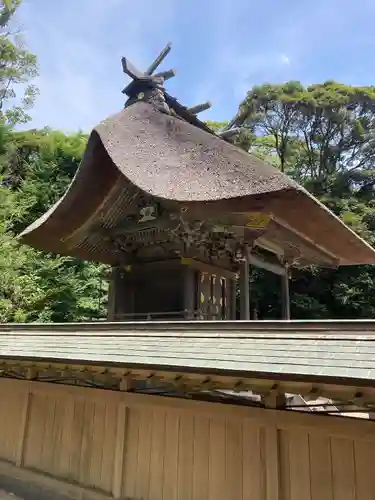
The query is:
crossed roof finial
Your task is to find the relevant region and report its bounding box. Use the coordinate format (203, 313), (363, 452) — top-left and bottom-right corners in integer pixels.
(121, 42), (175, 96)
(121, 42), (212, 116)
(120, 43), (242, 141)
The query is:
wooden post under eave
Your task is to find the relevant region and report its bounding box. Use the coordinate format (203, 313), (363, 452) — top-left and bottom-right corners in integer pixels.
(229, 278), (237, 320)
(281, 266), (290, 320)
(107, 267), (117, 321)
(239, 258), (250, 320)
(183, 267), (196, 320)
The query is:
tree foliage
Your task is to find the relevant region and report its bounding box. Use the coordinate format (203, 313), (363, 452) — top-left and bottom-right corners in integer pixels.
(0, 2), (108, 323)
(0, 0), (38, 124)
(0, 128), (108, 323)
(0, 1), (374, 322)
(231, 81), (375, 319)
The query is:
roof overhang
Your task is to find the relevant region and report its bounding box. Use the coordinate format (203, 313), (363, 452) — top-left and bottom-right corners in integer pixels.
(19, 103), (375, 266)
(2, 320), (375, 408)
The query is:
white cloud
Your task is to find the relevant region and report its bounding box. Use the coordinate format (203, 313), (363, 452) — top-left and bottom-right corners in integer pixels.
(280, 54), (290, 65)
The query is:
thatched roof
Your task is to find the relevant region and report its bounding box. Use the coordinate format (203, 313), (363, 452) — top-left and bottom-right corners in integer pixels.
(19, 102), (375, 266)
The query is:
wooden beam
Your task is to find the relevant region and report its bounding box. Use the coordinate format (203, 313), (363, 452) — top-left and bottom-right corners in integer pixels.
(183, 266), (196, 319)
(153, 68), (176, 81)
(187, 101), (212, 114)
(121, 57), (144, 80)
(107, 267), (116, 321)
(281, 266), (290, 320)
(239, 257), (250, 320)
(229, 277), (237, 320)
(180, 257), (237, 279)
(146, 42), (172, 75)
(119, 376), (134, 392)
(263, 388), (286, 409)
(248, 252), (285, 276)
(216, 127), (241, 139)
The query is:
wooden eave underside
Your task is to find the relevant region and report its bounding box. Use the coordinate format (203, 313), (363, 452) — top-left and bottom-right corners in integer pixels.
(2, 359), (375, 410)
(19, 175), (341, 268)
(19, 103), (375, 266)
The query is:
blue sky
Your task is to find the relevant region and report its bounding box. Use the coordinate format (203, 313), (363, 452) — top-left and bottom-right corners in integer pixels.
(15, 0), (375, 132)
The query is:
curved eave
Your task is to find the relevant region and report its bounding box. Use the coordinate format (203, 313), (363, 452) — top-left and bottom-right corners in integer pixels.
(19, 102), (375, 266)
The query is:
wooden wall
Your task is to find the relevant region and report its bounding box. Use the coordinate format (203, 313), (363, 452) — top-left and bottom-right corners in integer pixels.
(0, 378), (375, 500)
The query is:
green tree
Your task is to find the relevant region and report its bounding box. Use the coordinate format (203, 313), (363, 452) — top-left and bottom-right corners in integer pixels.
(0, 127), (108, 323)
(0, 0), (38, 124)
(232, 81), (375, 319)
(235, 81), (375, 192)
(205, 120), (229, 133)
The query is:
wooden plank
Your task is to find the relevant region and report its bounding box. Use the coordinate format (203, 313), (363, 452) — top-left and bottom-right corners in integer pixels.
(69, 397), (85, 483)
(79, 400), (96, 486)
(15, 389), (31, 467)
(40, 394), (57, 473)
(14, 381), (375, 438)
(208, 418), (226, 500)
(4, 377), (375, 500)
(177, 412), (194, 500)
(23, 393), (47, 470)
(122, 408), (140, 498)
(3, 379), (375, 445)
(50, 395), (65, 475)
(264, 426), (280, 500)
(2, 378), (375, 441)
(278, 430), (290, 500)
(242, 423), (265, 500)
(354, 439), (375, 500)
(330, 437), (356, 500)
(288, 429), (311, 500)
(191, 415), (210, 499)
(163, 411), (180, 500)
(135, 408), (152, 500)
(226, 420), (243, 500)
(58, 395), (75, 480)
(0, 386), (6, 459)
(90, 401), (106, 490)
(100, 400), (118, 493)
(309, 433), (333, 500)
(148, 409), (167, 500)
(0, 388), (23, 463)
(112, 403), (127, 498)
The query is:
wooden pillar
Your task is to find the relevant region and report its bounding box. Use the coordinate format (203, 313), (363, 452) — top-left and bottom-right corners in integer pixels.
(281, 266), (290, 320)
(107, 267), (117, 321)
(229, 278), (237, 320)
(183, 267), (196, 319)
(107, 267), (136, 321)
(239, 258), (250, 320)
